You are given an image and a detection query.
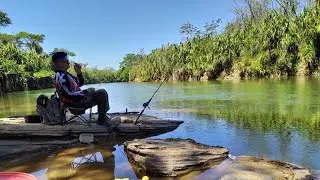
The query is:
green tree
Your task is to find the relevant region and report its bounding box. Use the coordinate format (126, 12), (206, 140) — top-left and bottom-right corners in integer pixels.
(0, 11), (11, 28)
(179, 22), (201, 41)
(117, 53), (143, 82)
(127, 0), (320, 82)
(0, 11), (120, 92)
(50, 48), (76, 57)
(15, 31), (45, 54)
(204, 19), (221, 37)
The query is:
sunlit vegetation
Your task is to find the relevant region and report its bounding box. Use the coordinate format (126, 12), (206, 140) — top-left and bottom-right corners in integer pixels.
(0, 12), (118, 92)
(1, 0), (320, 92)
(125, 0), (320, 82)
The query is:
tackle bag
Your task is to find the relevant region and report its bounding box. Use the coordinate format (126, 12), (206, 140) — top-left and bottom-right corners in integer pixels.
(36, 94), (66, 125)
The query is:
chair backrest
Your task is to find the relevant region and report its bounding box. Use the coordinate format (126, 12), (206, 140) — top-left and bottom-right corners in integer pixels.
(53, 81), (73, 104)
(53, 79), (92, 116)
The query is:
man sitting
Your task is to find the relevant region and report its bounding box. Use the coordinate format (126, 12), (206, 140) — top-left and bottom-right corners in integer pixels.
(51, 51), (115, 127)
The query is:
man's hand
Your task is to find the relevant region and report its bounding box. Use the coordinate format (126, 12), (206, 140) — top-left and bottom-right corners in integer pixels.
(74, 63), (82, 74)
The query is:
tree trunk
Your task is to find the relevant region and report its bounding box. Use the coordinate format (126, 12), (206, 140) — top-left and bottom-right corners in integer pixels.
(245, 0), (256, 21)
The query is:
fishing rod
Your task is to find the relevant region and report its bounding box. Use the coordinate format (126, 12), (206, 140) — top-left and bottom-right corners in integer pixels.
(134, 76), (168, 125)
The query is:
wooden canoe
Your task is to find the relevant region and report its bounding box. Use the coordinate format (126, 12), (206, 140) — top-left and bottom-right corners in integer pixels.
(0, 112), (183, 138)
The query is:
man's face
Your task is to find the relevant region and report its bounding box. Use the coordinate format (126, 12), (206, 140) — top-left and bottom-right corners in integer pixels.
(56, 58), (70, 71)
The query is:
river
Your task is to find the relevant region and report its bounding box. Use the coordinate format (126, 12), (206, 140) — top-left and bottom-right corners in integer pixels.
(2, 77), (320, 179)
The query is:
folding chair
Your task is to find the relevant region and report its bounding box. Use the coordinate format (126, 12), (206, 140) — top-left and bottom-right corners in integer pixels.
(63, 105), (94, 126)
(53, 90), (95, 126)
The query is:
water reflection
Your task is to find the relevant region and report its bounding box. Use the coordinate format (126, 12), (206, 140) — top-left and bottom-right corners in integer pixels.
(6, 142), (132, 180)
(30, 168), (48, 180)
(70, 152), (104, 169)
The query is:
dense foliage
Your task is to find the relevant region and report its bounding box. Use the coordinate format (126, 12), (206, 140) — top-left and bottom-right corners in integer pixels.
(117, 52), (144, 82)
(1, 0), (319, 92)
(0, 12), (117, 92)
(126, 0), (320, 82)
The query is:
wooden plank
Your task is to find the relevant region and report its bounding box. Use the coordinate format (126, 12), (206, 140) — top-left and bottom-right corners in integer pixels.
(0, 123), (110, 137)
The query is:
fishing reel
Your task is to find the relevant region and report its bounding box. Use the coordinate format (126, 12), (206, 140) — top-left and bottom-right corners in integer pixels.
(143, 102), (150, 109)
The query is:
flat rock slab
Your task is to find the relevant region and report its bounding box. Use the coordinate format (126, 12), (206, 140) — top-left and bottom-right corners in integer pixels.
(217, 156), (316, 180)
(124, 138), (229, 177)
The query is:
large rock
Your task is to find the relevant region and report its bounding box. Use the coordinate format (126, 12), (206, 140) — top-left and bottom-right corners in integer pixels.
(219, 156), (317, 180)
(200, 72), (209, 82)
(124, 138), (229, 177)
(194, 155), (318, 180)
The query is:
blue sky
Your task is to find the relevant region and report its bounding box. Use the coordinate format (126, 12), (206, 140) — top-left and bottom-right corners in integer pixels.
(0, 0), (235, 69)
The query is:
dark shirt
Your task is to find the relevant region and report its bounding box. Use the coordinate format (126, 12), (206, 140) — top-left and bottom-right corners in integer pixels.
(54, 70), (86, 102)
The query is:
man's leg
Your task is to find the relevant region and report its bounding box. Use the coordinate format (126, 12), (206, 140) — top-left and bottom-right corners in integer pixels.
(71, 89), (114, 126)
(91, 89), (110, 125)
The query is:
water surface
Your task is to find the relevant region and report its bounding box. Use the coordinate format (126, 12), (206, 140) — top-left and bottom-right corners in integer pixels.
(1, 77), (320, 179)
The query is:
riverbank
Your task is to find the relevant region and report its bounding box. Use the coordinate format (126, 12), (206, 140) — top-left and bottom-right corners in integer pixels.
(1, 72), (319, 95)
(132, 73), (320, 83)
(1, 74), (319, 95)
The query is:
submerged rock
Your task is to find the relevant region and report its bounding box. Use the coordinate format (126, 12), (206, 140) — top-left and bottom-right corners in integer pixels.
(192, 155), (318, 180)
(124, 138), (229, 177)
(218, 156), (317, 180)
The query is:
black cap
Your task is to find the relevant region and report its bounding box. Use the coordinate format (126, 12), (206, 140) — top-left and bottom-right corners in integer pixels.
(52, 51), (68, 62)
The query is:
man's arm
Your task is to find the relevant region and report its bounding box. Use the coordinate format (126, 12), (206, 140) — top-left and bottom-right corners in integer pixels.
(74, 63), (84, 86)
(77, 73), (84, 86)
